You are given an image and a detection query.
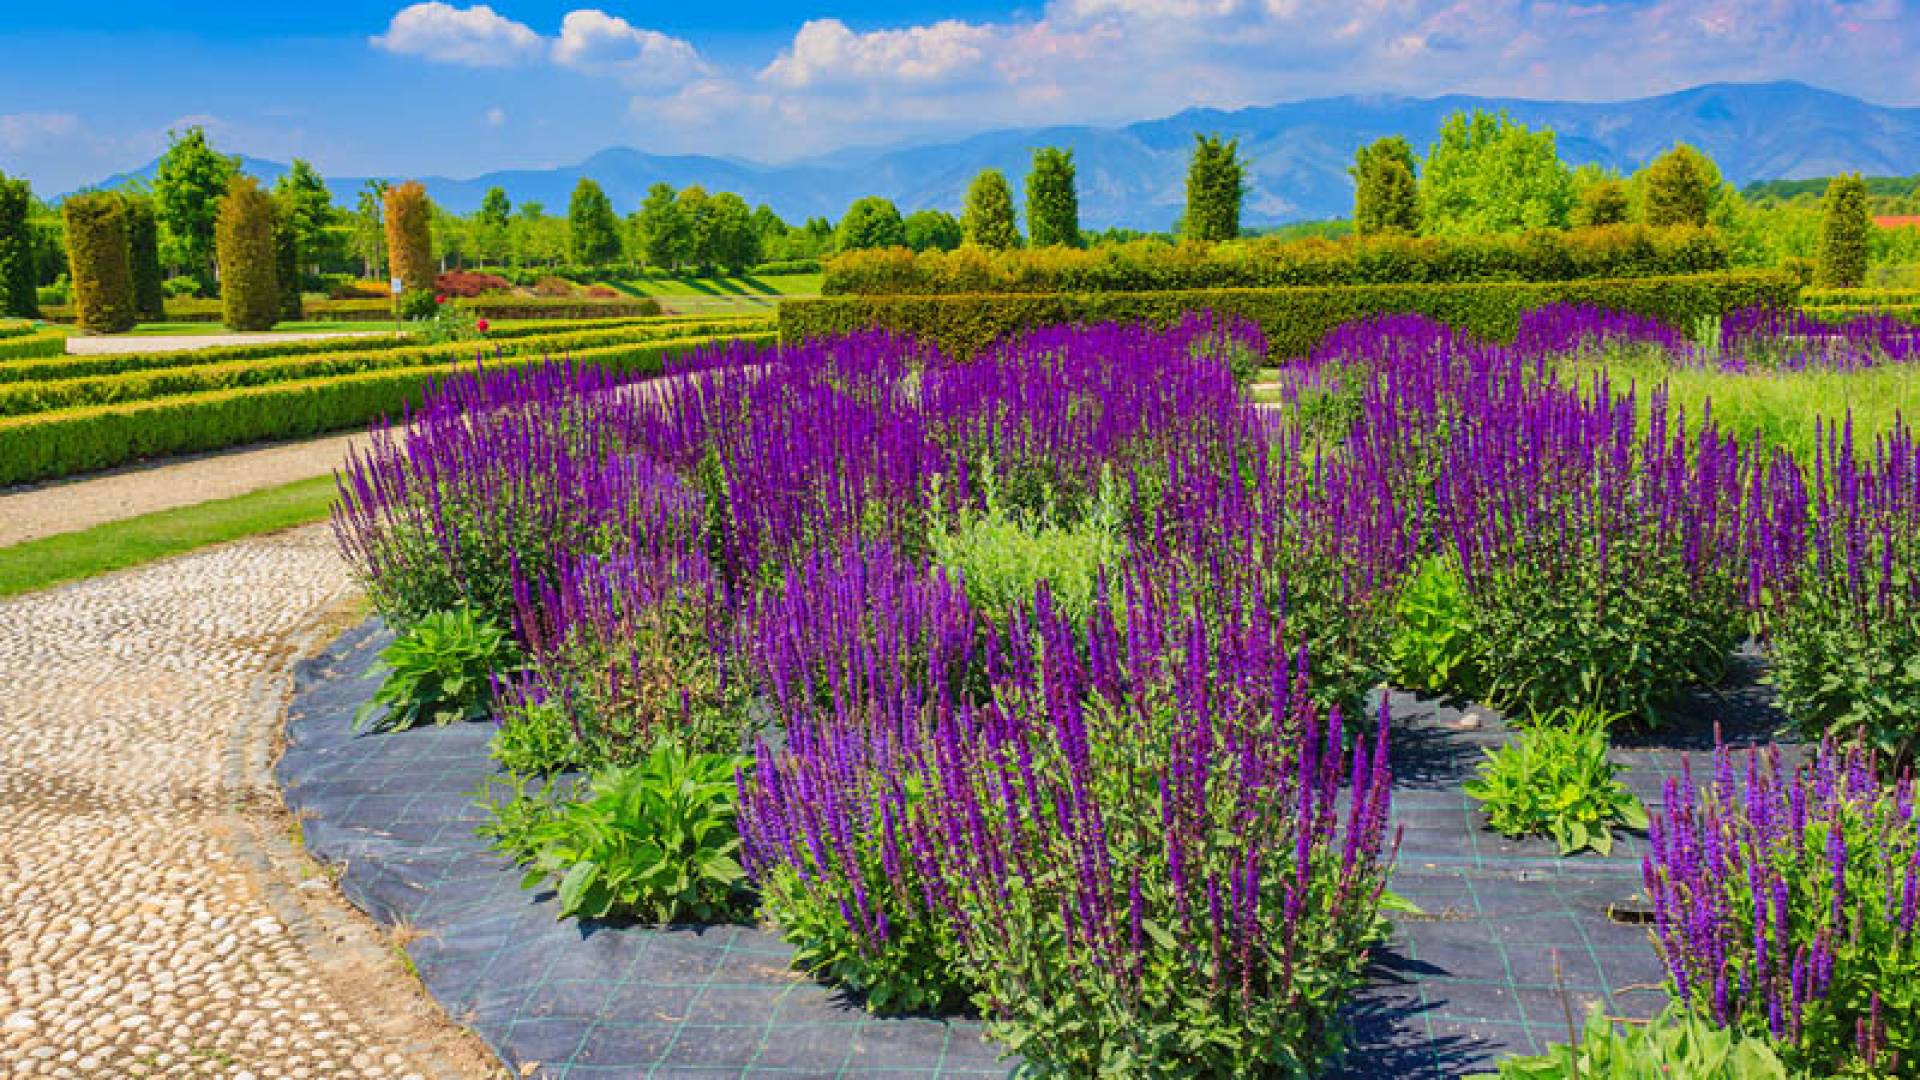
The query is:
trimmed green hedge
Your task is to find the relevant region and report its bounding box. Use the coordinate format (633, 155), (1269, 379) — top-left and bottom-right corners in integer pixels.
(0, 319), (37, 340)
(782, 272), (1800, 360)
(0, 315), (770, 386)
(39, 295), (665, 324)
(823, 225), (1732, 296)
(0, 319), (778, 416)
(0, 329), (69, 361)
(1800, 287), (1920, 308)
(0, 331), (773, 486)
(1799, 303), (1920, 325)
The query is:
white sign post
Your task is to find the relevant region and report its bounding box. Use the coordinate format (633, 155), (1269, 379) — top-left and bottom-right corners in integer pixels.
(389, 277), (403, 337)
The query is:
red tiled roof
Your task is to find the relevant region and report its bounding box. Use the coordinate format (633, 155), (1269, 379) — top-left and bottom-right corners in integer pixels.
(1875, 215), (1920, 229)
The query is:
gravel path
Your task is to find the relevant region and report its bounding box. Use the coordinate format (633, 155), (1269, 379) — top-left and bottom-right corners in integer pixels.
(0, 526), (494, 1078)
(0, 434), (372, 548)
(65, 332), (392, 356)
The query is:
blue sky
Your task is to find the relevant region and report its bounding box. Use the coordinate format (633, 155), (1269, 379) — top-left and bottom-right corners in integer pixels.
(3, 1), (1917, 194)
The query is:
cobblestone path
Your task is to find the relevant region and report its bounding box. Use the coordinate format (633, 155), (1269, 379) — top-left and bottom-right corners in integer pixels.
(0, 526), (491, 1079)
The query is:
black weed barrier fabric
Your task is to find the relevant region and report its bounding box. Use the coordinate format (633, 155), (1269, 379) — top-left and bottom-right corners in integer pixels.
(281, 624), (1797, 1079)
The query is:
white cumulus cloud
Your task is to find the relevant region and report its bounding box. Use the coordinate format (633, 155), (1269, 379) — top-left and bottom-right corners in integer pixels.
(761, 18), (997, 90)
(552, 10), (707, 88)
(371, 3), (545, 67)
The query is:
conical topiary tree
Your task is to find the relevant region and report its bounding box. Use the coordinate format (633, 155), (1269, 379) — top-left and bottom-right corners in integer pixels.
(1815, 173), (1870, 289)
(962, 169), (1021, 251)
(62, 192), (137, 333)
(1026, 147), (1081, 248)
(1185, 134), (1245, 242)
(215, 175), (280, 331)
(383, 180), (435, 300)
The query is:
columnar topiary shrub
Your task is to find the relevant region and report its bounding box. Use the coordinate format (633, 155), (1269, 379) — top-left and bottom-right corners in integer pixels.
(0, 171), (38, 319)
(382, 180), (434, 295)
(961, 169), (1020, 251)
(1815, 173), (1870, 289)
(62, 192), (137, 333)
(273, 209), (302, 322)
(1025, 147), (1080, 248)
(124, 195), (167, 322)
(1185, 134), (1245, 242)
(1351, 136), (1421, 236)
(214, 175), (280, 332)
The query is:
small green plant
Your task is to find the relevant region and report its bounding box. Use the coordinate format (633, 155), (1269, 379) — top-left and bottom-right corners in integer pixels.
(357, 608), (515, 733)
(408, 296), (481, 344)
(1390, 555), (1476, 692)
(1471, 1005), (1789, 1080)
(759, 860), (972, 1015)
(479, 743), (752, 923)
(489, 694), (587, 774)
(1464, 707), (1648, 856)
(929, 468), (1122, 627)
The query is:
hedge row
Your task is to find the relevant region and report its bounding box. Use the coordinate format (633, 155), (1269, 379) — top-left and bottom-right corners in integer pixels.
(0, 315), (771, 386)
(1799, 304), (1920, 325)
(1800, 287), (1920, 308)
(782, 272), (1800, 360)
(822, 225), (1732, 296)
(0, 329), (69, 362)
(39, 295), (666, 324)
(0, 319), (776, 416)
(0, 319), (32, 340)
(0, 330), (774, 487)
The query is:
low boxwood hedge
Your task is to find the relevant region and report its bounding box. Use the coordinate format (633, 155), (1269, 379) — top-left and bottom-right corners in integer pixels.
(1800, 287), (1920, 308)
(0, 319), (34, 340)
(39, 295), (666, 324)
(0, 319), (777, 417)
(0, 330), (773, 486)
(781, 272), (1800, 360)
(0, 315), (771, 387)
(0, 329), (68, 361)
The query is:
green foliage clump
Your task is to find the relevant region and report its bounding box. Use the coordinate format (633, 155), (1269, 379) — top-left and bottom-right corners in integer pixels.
(1423, 109), (1574, 236)
(961, 168), (1021, 251)
(1640, 144), (1723, 228)
(1464, 708), (1648, 856)
(62, 192), (138, 334)
(480, 744), (751, 923)
(357, 607), (516, 733)
(836, 196), (907, 252)
(0, 172), (38, 319)
(1576, 178), (1634, 227)
(1470, 1006), (1789, 1080)
(567, 177), (622, 267)
(272, 159), (339, 274)
(1815, 173), (1870, 289)
(1025, 147), (1080, 248)
(903, 209), (962, 253)
(1768, 561), (1920, 765)
(215, 175), (280, 332)
(123, 196), (167, 322)
(1351, 136), (1421, 236)
(382, 180), (435, 294)
(929, 470), (1123, 628)
(1389, 555), (1476, 692)
(1184, 134), (1246, 242)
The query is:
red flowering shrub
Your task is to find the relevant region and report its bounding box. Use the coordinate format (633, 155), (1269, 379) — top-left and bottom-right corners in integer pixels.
(532, 276), (576, 298)
(434, 270), (514, 298)
(585, 285), (619, 298)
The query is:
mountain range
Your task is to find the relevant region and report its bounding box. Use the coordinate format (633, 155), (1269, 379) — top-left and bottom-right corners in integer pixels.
(92, 81), (1920, 230)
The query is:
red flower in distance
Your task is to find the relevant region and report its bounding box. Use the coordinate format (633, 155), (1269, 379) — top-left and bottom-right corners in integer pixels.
(475, 318), (490, 334)
(435, 294), (447, 305)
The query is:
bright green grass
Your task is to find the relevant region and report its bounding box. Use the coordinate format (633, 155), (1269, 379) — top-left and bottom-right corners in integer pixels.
(0, 475), (340, 598)
(615, 272), (822, 298)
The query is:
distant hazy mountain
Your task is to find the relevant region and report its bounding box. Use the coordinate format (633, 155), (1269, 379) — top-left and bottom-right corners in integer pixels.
(88, 81), (1920, 230)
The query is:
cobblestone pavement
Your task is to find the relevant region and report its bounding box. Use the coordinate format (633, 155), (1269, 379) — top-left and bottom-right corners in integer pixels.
(0, 526), (493, 1079)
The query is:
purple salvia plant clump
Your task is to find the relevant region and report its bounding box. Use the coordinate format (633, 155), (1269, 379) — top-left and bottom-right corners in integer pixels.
(1644, 741), (1920, 1073)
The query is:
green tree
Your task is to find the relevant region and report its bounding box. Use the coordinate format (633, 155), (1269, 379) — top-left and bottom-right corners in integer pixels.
(513, 201), (565, 266)
(216, 175), (280, 331)
(567, 178), (622, 267)
(0, 172), (37, 318)
(751, 205), (787, 250)
(1026, 148), (1081, 248)
(1574, 178), (1633, 226)
(638, 183), (688, 270)
(272, 160), (338, 275)
(904, 209), (963, 252)
(382, 180), (434, 294)
(1184, 134), (1246, 242)
(350, 180), (388, 279)
(837, 196), (907, 251)
(152, 126), (239, 284)
(63, 192), (137, 333)
(1816, 173), (1871, 288)
(707, 192), (761, 273)
(1421, 110), (1574, 236)
(1350, 136), (1421, 236)
(1638, 144), (1720, 228)
(123, 194), (167, 321)
(273, 195), (303, 321)
(963, 169), (1021, 250)
(475, 186), (512, 265)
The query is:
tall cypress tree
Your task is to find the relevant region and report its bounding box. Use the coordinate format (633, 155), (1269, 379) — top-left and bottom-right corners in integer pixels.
(63, 192), (137, 333)
(1185, 135), (1245, 242)
(124, 195), (167, 322)
(1815, 173), (1870, 289)
(963, 169), (1021, 251)
(0, 172), (38, 318)
(1026, 147), (1081, 248)
(382, 180), (435, 295)
(215, 175), (280, 332)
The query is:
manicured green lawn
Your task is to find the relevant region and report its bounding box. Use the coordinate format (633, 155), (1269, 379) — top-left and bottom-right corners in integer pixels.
(0, 475), (340, 598)
(600, 273), (822, 314)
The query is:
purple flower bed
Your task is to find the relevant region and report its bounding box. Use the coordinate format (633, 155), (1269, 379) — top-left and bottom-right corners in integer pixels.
(333, 305), (1920, 1075)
